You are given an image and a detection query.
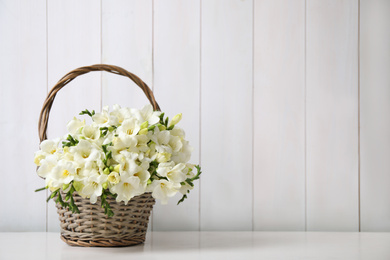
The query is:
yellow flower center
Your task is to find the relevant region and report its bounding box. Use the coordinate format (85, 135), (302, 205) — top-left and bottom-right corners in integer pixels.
(126, 129), (133, 135)
(62, 170), (70, 178)
(92, 181), (98, 189)
(85, 132), (93, 139)
(123, 183), (129, 188)
(122, 163), (128, 171)
(50, 149), (56, 154)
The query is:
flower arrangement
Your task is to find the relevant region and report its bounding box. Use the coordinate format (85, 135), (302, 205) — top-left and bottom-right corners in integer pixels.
(34, 104), (201, 217)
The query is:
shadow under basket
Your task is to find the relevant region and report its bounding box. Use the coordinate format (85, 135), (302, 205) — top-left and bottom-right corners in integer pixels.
(56, 192), (155, 247)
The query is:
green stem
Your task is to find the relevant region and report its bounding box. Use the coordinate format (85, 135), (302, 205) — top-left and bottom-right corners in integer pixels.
(35, 186), (47, 192)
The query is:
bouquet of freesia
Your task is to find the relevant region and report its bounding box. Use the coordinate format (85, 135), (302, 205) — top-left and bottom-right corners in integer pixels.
(34, 104), (201, 217)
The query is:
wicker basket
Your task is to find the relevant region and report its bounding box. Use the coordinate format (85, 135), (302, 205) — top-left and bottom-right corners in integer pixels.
(38, 64), (161, 247)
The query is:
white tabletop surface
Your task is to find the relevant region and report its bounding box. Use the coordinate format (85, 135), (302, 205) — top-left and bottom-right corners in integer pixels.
(0, 232), (389, 260)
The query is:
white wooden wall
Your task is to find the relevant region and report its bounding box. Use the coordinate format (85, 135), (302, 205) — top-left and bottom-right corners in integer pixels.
(0, 0), (389, 232)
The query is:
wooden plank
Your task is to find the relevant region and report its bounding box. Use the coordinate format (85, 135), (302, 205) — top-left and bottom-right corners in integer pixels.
(200, 0), (253, 231)
(101, 0), (153, 232)
(360, 0), (390, 231)
(253, 0), (306, 231)
(101, 0), (153, 110)
(0, 0), (47, 231)
(153, 0), (200, 231)
(306, 0), (359, 231)
(47, 0), (101, 231)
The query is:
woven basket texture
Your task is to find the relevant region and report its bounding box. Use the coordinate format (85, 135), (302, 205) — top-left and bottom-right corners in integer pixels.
(56, 192), (155, 247)
(56, 193), (155, 247)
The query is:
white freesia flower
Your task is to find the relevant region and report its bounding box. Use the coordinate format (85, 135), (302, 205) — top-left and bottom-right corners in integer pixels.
(73, 166), (88, 182)
(151, 128), (170, 150)
(37, 154), (58, 179)
(117, 118), (140, 137)
(110, 105), (132, 124)
(61, 146), (74, 162)
(112, 135), (137, 152)
(107, 172), (120, 185)
(71, 140), (102, 169)
(134, 134), (151, 153)
(138, 104), (161, 125)
(34, 152), (46, 166)
(114, 118), (141, 151)
(35, 138), (61, 165)
(146, 128), (171, 163)
(34, 104), (200, 211)
(157, 162), (186, 183)
(170, 127), (185, 139)
(168, 135), (183, 153)
(92, 106), (118, 126)
(114, 151), (137, 174)
(111, 175), (144, 204)
(171, 141), (193, 163)
(67, 117), (85, 135)
(132, 160), (150, 187)
(81, 125), (100, 141)
(81, 169), (107, 203)
(155, 152), (172, 163)
(50, 160), (77, 188)
(41, 139), (60, 154)
(150, 179), (180, 205)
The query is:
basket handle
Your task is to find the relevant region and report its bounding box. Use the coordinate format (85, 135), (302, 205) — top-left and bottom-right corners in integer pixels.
(38, 64), (161, 143)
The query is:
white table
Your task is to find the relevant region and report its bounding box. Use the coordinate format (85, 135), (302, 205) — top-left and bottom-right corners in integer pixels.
(1, 232), (389, 260)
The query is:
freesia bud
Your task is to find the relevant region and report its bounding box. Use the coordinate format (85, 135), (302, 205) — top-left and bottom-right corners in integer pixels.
(138, 128), (148, 135)
(103, 168), (110, 175)
(140, 121), (149, 129)
(169, 113), (182, 127)
(73, 181), (83, 192)
(114, 164), (120, 173)
(102, 182), (108, 189)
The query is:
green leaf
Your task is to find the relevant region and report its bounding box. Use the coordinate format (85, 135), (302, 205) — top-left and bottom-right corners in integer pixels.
(177, 194), (187, 205)
(193, 165), (202, 180)
(159, 113), (165, 124)
(100, 127), (109, 137)
(79, 109), (95, 117)
(100, 189), (115, 217)
(62, 134), (79, 148)
(47, 189), (59, 202)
